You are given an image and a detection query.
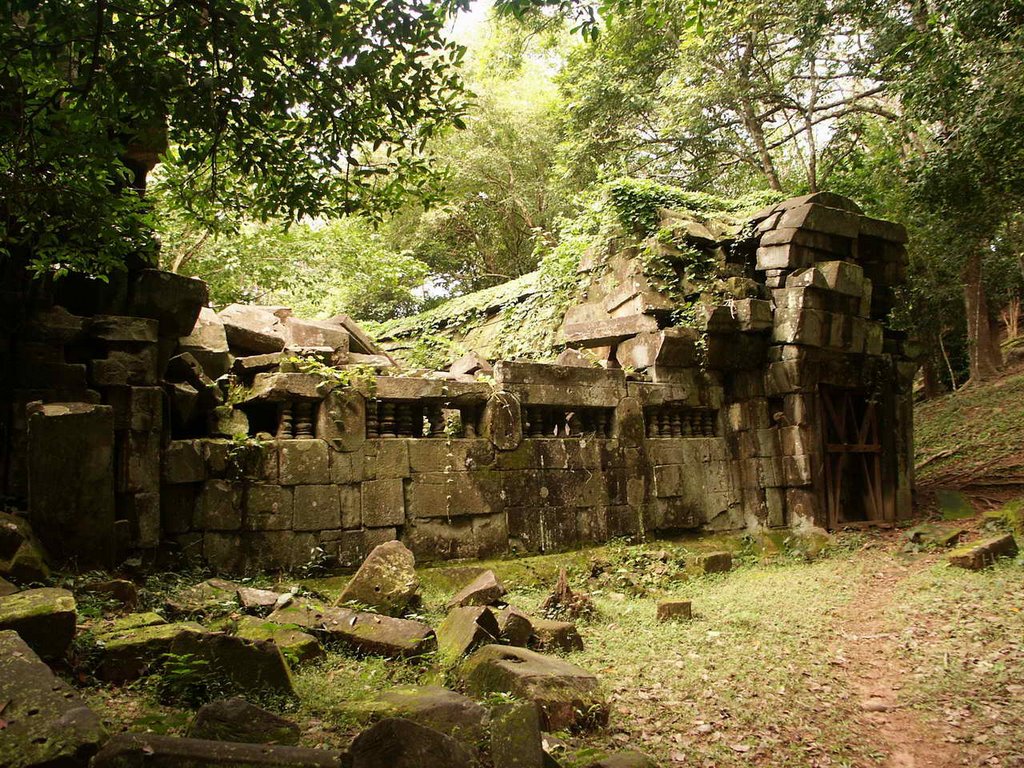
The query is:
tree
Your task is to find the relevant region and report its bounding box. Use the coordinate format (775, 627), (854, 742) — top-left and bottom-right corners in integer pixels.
(1, 0), (467, 277)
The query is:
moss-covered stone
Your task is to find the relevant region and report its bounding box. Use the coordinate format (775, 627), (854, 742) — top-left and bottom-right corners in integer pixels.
(186, 696), (300, 745)
(210, 614), (324, 665)
(0, 512), (50, 583)
(103, 611), (168, 633)
(352, 686), (488, 747)
(0, 630), (107, 768)
(336, 540), (419, 616)
(96, 620), (206, 682)
(169, 631), (296, 698)
(0, 586), (76, 659)
(948, 534), (1019, 570)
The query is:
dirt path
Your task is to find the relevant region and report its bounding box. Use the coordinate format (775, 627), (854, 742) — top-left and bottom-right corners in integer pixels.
(836, 551), (960, 768)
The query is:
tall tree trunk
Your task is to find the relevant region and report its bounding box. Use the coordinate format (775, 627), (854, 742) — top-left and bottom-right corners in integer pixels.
(962, 249), (1001, 383)
(920, 355), (944, 399)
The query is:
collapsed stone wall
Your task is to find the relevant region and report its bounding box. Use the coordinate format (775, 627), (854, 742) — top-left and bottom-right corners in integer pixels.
(0, 190), (918, 574)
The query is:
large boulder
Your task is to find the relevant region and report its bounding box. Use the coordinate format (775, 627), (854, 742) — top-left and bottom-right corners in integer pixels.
(0, 587), (76, 660)
(219, 304), (291, 354)
(349, 717), (477, 768)
(461, 645), (608, 731)
(0, 512), (49, 583)
(187, 697), (300, 745)
(446, 569), (507, 610)
(91, 733), (344, 767)
(436, 605), (499, 660)
(0, 630), (107, 768)
(269, 600), (435, 659)
(169, 632), (296, 698)
(96, 620), (206, 682)
(337, 540), (419, 616)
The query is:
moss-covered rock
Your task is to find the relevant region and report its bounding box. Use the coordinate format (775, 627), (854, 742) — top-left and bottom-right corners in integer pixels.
(0, 586), (76, 659)
(350, 686), (488, 747)
(186, 696), (300, 745)
(96, 620), (206, 682)
(0, 630), (107, 768)
(948, 534), (1019, 570)
(169, 631), (296, 698)
(337, 540), (419, 616)
(0, 512), (50, 584)
(210, 614), (324, 665)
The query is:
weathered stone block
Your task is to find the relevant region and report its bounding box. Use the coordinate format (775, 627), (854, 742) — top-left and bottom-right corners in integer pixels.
(482, 391), (523, 451)
(529, 617), (584, 652)
(407, 439), (495, 474)
(349, 717), (476, 768)
(219, 303), (290, 354)
(293, 485), (342, 531)
(246, 484), (293, 531)
(406, 471), (501, 518)
(947, 534), (1018, 570)
(339, 484), (361, 528)
(782, 454), (813, 487)
(777, 203), (860, 238)
(436, 605), (499, 660)
(284, 316), (350, 352)
(817, 260), (865, 297)
(362, 478), (406, 527)
(198, 480), (243, 530)
(107, 385), (163, 432)
(507, 505), (578, 553)
(695, 551), (732, 573)
(278, 439), (330, 485)
(92, 733), (342, 767)
(96, 621), (207, 682)
(404, 517), (477, 562)
(187, 696), (301, 745)
(0, 630), (107, 768)
(0, 587), (76, 659)
(329, 448), (364, 484)
(490, 701), (544, 768)
(562, 314), (660, 346)
(246, 372), (321, 403)
(656, 599), (692, 622)
(169, 631), (295, 698)
(28, 402), (116, 568)
(615, 328), (698, 370)
(316, 389), (365, 452)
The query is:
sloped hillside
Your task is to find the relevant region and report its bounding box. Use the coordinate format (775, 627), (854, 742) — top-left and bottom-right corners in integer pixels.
(915, 361), (1024, 490)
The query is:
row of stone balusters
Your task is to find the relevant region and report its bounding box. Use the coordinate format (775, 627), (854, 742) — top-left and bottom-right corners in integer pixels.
(645, 406), (717, 438)
(524, 405), (613, 438)
(276, 401), (316, 438)
(365, 400), (485, 439)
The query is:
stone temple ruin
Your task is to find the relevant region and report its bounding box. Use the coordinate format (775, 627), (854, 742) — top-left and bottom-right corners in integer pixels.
(0, 191), (918, 574)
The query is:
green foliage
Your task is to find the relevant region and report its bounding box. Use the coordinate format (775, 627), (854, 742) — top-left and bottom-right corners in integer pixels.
(2, 0), (467, 277)
(157, 213), (430, 322)
(283, 356), (378, 394)
(155, 653), (221, 707)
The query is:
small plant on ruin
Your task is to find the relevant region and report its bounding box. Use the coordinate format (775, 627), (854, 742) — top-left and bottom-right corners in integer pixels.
(155, 652), (221, 707)
(286, 355), (378, 395)
(540, 567), (597, 622)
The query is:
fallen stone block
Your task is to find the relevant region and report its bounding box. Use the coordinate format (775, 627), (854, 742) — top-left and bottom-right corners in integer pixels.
(237, 586), (284, 614)
(219, 304), (291, 354)
(490, 701), (545, 768)
(349, 717), (477, 768)
(461, 644), (609, 731)
(81, 578), (139, 610)
(447, 569), (507, 610)
(187, 697), (300, 745)
(0, 511), (50, 583)
(210, 615), (324, 666)
(337, 540), (419, 616)
(96, 620), (207, 682)
(169, 631), (296, 698)
(363, 685), (487, 745)
(450, 350), (493, 376)
(103, 611), (167, 633)
(0, 577), (17, 596)
(164, 577), (239, 617)
(947, 534), (1019, 571)
(694, 551), (733, 574)
(529, 617), (584, 653)
(179, 306), (232, 379)
(268, 600), (435, 658)
(91, 733), (344, 767)
(245, 372), (322, 402)
(129, 269), (208, 338)
(0, 587), (76, 660)
(495, 606), (533, 647)
(615, 328), (698, 371)
(285, 316), (351, 353)
(907, 524), (964, 549)
(656, 599), (692, 622)
(436, 605), (500, 660)
(0, 630), (107, 768)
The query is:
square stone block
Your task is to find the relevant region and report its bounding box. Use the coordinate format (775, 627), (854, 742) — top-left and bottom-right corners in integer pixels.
(161, 483), (197, 534)
(339, 484), (361, 529)
(278, 439), (329, 485)
(330, 448), (365, 484)
(197, 480), (242, 531)
(245, 484), (293, 531)
(293, 484), (341, 531)
(162, 440), (206, 484)
(406, 471), (502, 518)
(361, 478), (405, 527)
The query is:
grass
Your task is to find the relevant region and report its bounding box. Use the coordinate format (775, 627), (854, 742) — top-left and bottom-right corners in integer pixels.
(71, 532), (1024, 767)
(914, 367), (1024, 487)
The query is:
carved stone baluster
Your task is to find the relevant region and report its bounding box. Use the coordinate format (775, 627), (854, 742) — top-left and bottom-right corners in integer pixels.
(646, 409), (658, 438)
(366, 399), (380, 438)
(380, 402), (397, 438)
(670, 409), (683, 437)
(276, 402), (294, 439)
(294, 401), (314, 437)
(396, 403), (413, 437)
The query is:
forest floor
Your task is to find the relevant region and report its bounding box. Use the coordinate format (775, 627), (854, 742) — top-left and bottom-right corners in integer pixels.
(80, 524), (1024, 768)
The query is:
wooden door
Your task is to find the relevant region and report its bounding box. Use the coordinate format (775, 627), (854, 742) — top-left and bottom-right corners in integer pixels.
(821, 387), (886, 527)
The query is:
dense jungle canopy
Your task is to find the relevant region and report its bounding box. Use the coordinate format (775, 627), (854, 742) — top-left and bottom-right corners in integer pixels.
(2, 0), (1023, 393)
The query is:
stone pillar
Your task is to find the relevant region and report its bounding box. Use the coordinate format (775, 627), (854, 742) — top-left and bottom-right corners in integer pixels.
(27, 402), (116, 567)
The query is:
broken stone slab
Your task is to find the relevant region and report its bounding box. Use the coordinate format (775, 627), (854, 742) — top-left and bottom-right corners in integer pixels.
(237, 586), (283, 614)
(529, 617), (584, 653)
(495, 606), (533, 647)
(775, 203), (860, 239)
(615, 328), (698, 371)
(316, 388), (366, 453)
(0, 587), (77, 660)
(461, 644), (609, 731)
(694, 551), (733, 574)
(349, 717), (477, 768)
(88, 314), (160, 343)
(179, 306), (232, 379)
(245, 372), (322, 403)
(186, 697), (301, 745)
(325, 313), (388, 357)
(129, 269), (209, 338)
(0, 511), (50, 583)
(337, 540), (419, 616)
(447, 569), (507, 610)
(103, 611), (167, 633)
(947, 534), (1019, 571)
(0, 630), (107, 768)
(490, 701), (545, 768)
(907, 525), (964, 549)
(450, 351), (493, 377)
(268, 600), (436, 658)
(233, 352), (286, 375)
(284, 316), (351, 354)
(96, 620), (207, 682)
(436, 605), (500, 660)
(169, 631), (296, 698)
(219, 304), (291, 354)
(360, 686), (488, 746)
(91, 733), (344, 767)
(656, 599), (692, 622)
(561, 315), (660, 347)
(482, 391), (523, 452)
(817, 260), (865, 297)
(81, 578), (139, 610)
(209, 405), (250, 438)
(164, 577), (240, 617)
(166, 352), (224, 407)
(209, 615), (324, 666)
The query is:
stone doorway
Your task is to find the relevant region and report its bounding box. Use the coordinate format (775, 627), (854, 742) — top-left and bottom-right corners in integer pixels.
(821, 387), (886, 527)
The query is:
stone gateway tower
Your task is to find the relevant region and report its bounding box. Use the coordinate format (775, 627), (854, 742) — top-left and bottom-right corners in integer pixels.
(0, 190), (917, 573)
